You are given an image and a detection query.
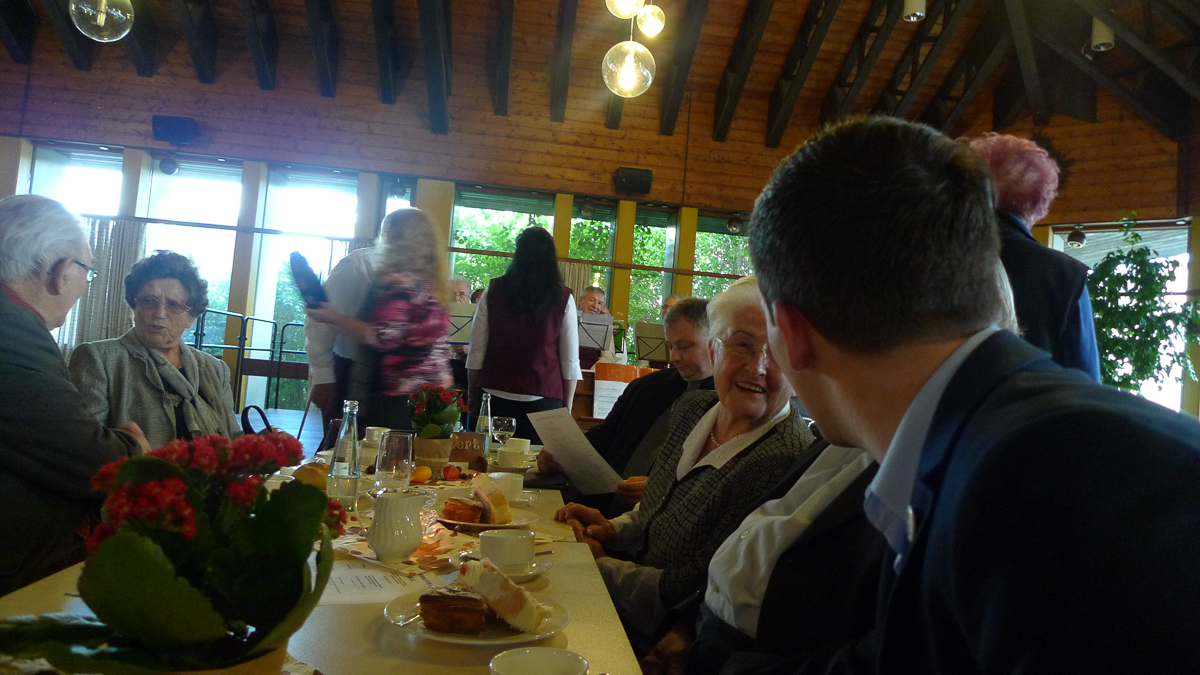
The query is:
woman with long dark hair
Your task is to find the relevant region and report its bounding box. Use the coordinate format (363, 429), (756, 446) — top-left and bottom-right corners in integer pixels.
(466, 227), (581, 443)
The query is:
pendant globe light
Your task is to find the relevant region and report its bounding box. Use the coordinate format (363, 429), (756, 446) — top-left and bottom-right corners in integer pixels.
(606, 0), (644, 20)
(602, 40), (656, 98)
(637, 4), (665, 36)
(69, 0), (135, 42)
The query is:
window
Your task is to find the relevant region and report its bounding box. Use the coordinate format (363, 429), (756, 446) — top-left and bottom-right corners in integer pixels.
(449, 189), (554, 292)
(30, 146), (123, 217)
(629, 207), (677, 324)
(693, 215), (753, 298)
(569, 202), (617, 296)
(263, 167), (358, 238)
(146, 158), (243, 226)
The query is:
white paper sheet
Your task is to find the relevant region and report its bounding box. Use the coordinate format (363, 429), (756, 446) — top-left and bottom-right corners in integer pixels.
(528, 407), (624, 495)
(317, 559), (442, 605)
(592, 379), (628, 419)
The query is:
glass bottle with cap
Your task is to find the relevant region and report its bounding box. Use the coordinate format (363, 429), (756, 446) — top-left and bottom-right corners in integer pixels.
(475, 392), (492, 460)
(327, 400), (361, 510)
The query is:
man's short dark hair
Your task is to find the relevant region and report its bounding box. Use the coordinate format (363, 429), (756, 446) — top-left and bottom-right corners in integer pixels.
(664, 297), (709, 335)
(749, 116), (1003, 352)
(124, 250), (210, 317)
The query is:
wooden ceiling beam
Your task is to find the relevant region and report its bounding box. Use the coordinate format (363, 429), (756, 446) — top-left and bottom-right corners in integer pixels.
(0, 0), (37, 64)
(124, 0), (157, 77)
(1157, 0), (1200, 32)
(820, 0), (903, 125)
(1004, 0), (1049, 125)
(713, 0), (775, 142)
(370, 0), (401, 104)
(1150, 0), (1200, 40)
(417, 0), (449, 133)
(550, 0), (577, 123)
(487, 0), (513, 115)
(303, 0), (339, 97)
(660, 0), (709, 135)
(237, 0), (278, 90)
(39, 0), (93, 70)
(765, 0), (840, 148)
(1076, 0), (1200, 102)
(1031, 6), (1187, 139)
(920, 1), (1011, 132)
(606, 94), (623, 130)
(170, 0), (218, 83)
(875, 0), (977, 118)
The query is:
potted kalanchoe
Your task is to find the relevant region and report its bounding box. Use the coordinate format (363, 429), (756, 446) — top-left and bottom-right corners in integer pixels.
(409, 385), (468, 475)
(0, 433), (347, 675)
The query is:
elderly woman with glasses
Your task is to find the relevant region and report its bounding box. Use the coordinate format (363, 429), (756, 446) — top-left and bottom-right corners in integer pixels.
(555, 277), (817, 652)
(69, 250), (239, 450)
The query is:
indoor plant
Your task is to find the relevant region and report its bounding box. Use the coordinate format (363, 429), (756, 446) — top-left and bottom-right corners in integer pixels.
(1086, 214), (1199, 393)
(0, 433), (347, 674)
(409, 385), (468, 473)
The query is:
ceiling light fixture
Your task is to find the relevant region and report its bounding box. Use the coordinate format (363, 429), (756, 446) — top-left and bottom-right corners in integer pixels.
(1067, 226), (1087, 248)
(69, 0), (134, 42)
(903, 0), (925, 22)
(1091, 17), (1115, 51)
(606, 0), (644, 20)
(603, 40), (655, 98)
(727, 214), (743, 234)
(637, 4), (665, 36)
(579, 198), (596, 218)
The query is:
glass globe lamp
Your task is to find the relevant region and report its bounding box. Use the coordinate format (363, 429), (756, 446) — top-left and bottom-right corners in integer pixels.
(602, 41), (655, 98)
(605, 0), (644, 20)
(637, 5), (665, 37)
(70, 0), (135, 42)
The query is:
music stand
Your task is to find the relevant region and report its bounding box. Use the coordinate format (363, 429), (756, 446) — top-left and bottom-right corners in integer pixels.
(634, 322), (668, 362)
(448, 302), (476, 345)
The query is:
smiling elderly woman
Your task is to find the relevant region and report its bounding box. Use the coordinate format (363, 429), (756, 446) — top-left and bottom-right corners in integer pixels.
(69, 251), (239, 449)
(555, 277), (817, 652)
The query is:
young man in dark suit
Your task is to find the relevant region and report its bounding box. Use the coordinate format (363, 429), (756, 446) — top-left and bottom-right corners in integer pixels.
(747, 116), (1200, 673)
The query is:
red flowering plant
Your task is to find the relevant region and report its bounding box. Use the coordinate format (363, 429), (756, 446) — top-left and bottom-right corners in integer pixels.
(408, 384), (468, 439)
(0, 433), (344, 674)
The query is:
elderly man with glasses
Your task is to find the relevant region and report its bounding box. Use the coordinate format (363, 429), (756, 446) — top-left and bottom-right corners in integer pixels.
(0, 194), (149, 596)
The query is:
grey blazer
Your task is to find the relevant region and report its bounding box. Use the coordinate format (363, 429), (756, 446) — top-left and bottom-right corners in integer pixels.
(68, 330), (240, 450)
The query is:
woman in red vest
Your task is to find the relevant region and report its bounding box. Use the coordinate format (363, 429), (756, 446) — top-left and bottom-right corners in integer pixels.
(466, 227), (582, 443)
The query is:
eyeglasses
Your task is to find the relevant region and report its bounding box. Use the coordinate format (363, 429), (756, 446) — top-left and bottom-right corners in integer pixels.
(135, 295), (192, 315)
(713, 335), (772, 361)
(72, 260), (99, 283)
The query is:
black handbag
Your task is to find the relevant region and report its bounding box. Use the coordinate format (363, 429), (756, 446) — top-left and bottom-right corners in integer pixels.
(240, 405), (283, 435)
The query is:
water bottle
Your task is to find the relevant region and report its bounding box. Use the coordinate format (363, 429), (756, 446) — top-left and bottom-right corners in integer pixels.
(327, 400), (361, 510)
(475, 392), (492, 460)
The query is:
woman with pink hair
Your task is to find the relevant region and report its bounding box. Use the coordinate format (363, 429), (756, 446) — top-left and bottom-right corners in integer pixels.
(968, 132), (1101, 382)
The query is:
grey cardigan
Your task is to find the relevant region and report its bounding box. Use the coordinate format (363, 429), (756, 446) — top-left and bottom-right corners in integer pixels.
(68, 330), (240, 450)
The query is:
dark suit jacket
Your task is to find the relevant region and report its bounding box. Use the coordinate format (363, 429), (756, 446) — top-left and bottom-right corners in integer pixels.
(805, 330), (1200, 675)
(0, 290), (140, 595)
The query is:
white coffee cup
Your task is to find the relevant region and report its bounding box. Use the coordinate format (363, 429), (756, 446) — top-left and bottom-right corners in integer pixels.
(506, 437), (531, 454)
(364, 426), (389, 444)
(479, 529), (535, 575)
(490, 648), (588, 675)
(488, 472), (525, 501)
(498, 448), (525, 468)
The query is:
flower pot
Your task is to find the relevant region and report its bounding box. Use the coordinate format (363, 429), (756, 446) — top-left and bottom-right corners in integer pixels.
(171, 648), (287, 675)
(413, 437), (453, 475)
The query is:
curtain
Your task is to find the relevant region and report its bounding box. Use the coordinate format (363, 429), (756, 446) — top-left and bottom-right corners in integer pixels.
(558, 261), (591, 303)
(59, 217), (146, 358)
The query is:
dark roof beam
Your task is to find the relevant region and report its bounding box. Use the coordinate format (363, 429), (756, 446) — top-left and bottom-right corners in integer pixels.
(820, 0), (903, 125)
(1004, 0), (1049, 125)
(237, 0), (279, 90)
(765, 0), (841, 147)
(487, 0), (513, 115)
(1075, 0), (1200, 102)
(875, 0), (978, 118)
(302, 0), (339, 97)
(713, 0), (775, 141)
(170, 0), (218, 83)
(660, 0), (709, 135)
(0, 0), (37, 64)
(920, 0), (1011, 131)
(1157, 0), (1200, 33)
(370, 0), (401, 104)
(39, 0), (93, 70)
(549, 0), (577, 123)
(417, 0), (450, 132)
(124, 0), (157, 77)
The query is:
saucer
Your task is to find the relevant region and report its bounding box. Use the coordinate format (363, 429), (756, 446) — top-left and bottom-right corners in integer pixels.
(508, 491), (537, 507)
(488, 459), (533, 474)
(504, 558), (553, 583)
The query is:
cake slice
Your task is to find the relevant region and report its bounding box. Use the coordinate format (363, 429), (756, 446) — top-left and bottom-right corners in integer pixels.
(442, 497), (484, 523)
(471, 474), (512, 525)
(456, 560), (548, 632)
(418, 587), (488, 635)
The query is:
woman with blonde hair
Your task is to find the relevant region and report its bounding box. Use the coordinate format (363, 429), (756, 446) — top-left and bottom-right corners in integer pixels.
(307, 208), (451, 428)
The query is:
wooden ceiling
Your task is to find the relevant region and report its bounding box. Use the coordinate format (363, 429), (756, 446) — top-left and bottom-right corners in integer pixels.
(0, 0), (1196, 216)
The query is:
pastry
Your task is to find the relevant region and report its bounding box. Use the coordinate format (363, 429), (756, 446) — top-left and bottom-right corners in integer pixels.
(456, 560), (547, 633)
(418, 587), (487, 635)
(442, 497), (484, 523)
(292, 462), (328, 491)
(471, 474), (512, 525)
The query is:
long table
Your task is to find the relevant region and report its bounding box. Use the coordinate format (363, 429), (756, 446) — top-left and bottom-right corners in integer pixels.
(0, 488), (641, 675)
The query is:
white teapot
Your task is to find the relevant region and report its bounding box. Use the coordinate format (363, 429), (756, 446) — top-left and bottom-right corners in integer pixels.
(365, 492), (425, 563)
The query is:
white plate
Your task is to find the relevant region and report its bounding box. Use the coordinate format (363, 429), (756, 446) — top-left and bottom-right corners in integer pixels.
(385, 591), (569, 645)
(501, 559), (553, 583)
(509, 491), (537, 507)
(438, 510), (538, 531)
(487, 459), (533, 474)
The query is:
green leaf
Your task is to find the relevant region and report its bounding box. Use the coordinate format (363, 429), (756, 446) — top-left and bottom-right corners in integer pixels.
(418, 423), (445, 439)
(114, 456), (189, 486)
(248, 480), (328, 566)
(433, 404), (462, 425)
(248, 525), (335, 655)
(78, 531), (227, 649)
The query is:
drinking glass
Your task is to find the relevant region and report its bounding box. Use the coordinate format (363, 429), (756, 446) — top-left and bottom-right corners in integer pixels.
(372, 430), (414, 495)
(492, 416), (516, 446)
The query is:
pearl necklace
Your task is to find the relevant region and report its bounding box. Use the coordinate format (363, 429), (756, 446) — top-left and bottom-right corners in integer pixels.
(708, 429), (722, 447)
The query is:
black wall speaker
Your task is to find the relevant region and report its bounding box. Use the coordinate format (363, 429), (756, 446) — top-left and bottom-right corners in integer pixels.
(613, 167), (652, 195)
(152, 115), (200, 145)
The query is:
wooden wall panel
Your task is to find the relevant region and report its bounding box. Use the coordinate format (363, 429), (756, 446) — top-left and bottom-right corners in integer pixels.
(0, 0), (1182, 221)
